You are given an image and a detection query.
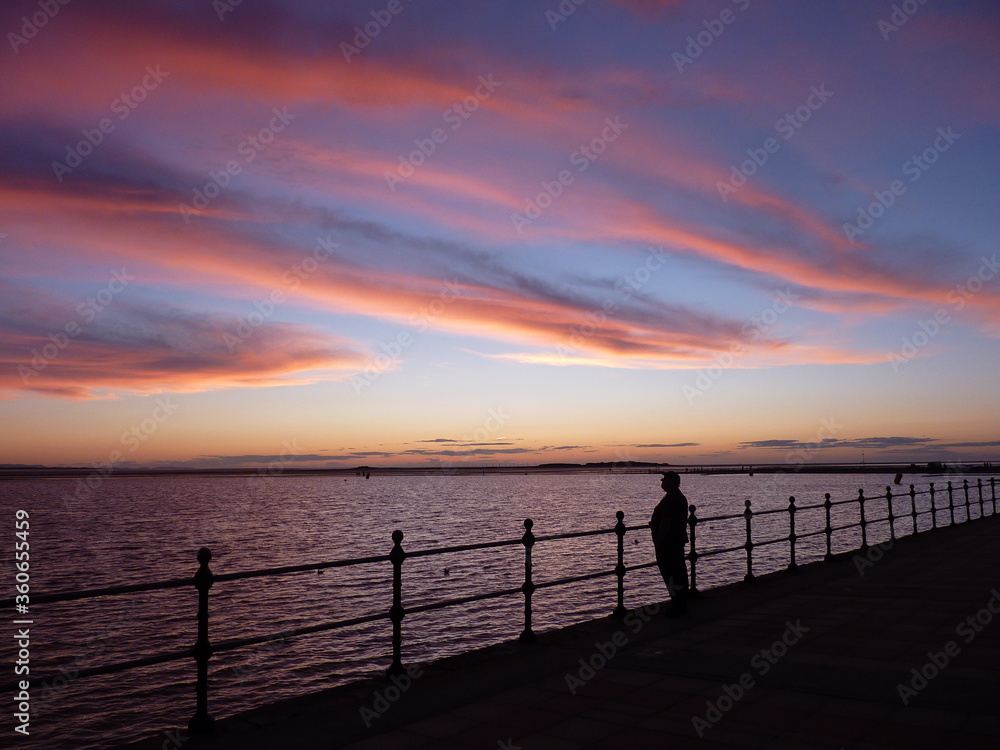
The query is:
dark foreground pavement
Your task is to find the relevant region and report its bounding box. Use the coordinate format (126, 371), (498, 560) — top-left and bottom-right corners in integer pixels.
(122, 514), (1000, 750)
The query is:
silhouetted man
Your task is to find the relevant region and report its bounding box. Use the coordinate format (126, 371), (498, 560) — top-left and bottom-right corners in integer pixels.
(650, 471), (689, 615)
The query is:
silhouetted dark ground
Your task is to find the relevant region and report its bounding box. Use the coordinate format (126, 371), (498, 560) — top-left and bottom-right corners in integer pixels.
(120, 514), (1000, 749)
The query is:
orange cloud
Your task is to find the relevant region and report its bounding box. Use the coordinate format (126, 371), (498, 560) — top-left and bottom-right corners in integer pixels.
(0, 140), (945, 395)
(0, 298), (368, 400)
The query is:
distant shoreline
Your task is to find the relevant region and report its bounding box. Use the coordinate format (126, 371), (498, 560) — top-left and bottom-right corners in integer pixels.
(1, 461), (994, 480)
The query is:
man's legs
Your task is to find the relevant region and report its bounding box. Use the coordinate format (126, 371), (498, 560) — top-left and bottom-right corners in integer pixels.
(656, 545), (689, 613)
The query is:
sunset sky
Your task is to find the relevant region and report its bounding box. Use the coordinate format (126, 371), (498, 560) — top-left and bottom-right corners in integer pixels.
(1, 0), (998, 469)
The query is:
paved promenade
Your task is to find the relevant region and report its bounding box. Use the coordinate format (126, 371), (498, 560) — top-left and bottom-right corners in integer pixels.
(122, 514), (1000, 749)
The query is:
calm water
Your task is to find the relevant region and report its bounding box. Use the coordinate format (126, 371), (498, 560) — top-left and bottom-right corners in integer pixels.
(0, 470), (988, 749)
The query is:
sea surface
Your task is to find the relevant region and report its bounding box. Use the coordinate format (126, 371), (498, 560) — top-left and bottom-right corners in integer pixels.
(0, 470), (990, 749)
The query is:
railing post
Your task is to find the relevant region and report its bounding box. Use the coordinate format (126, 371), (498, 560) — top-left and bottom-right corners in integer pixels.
(787, 496), (798, 572)
(992, 478), (997, 516)
(963, 479), (971, 521)
(977, 478), (984, 519)
(823, 493), (833, 561)
(947, 481), (955, 526)
(519, 519), (536, 643)
(189, 547), (215, 735)
(688, 504), (699, 598)
(885, 486), (895, 541)
(930, 482), (938, 530)
(613, 511), (626, 619)
(743, 500), (755, 582)
(858, 489), (868, 550)
(387, 530), (406, 677)
(909, 484), (918, 535)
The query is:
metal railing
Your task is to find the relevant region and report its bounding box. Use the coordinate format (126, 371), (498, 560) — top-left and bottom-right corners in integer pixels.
(686, 478), (996, 594)
(3, 476), (996, 733)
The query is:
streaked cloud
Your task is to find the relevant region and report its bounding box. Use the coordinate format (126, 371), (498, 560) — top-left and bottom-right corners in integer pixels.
(0, 285), (367, 399)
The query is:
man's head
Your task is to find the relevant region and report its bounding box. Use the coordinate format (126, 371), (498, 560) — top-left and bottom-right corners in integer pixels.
(660, 470), (680, 491)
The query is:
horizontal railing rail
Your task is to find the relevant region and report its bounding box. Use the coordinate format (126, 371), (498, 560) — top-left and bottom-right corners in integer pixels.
(3, 477), (996, 734)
